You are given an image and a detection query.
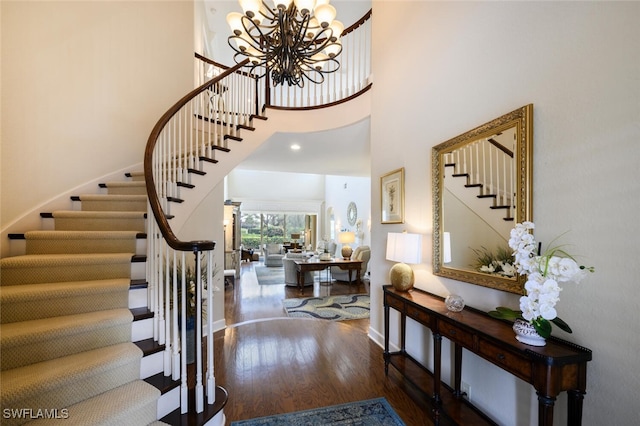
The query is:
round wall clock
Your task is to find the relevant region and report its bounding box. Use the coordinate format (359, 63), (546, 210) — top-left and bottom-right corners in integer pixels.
(347, 202), (357, 226)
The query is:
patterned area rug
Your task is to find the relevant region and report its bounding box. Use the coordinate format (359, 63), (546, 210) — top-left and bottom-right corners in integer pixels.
(230, 397), (405, 425)
(283, 294), (369, 321)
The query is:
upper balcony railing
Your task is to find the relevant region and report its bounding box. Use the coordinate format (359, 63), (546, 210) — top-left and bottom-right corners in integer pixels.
(196, 10), (372, 111)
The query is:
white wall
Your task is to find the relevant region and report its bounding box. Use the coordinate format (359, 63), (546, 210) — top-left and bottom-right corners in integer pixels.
(324, 175), (371, 250)
(1, 1), (194, 232)
(370, 2), (639, 425)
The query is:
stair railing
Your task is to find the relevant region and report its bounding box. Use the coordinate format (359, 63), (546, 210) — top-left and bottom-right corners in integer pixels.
(146, 10), (373, 417)
(144, 58), (254, 415)
(444, 138), (515, 219)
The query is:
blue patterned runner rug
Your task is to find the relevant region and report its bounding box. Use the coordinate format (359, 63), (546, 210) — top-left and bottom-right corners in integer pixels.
(282, 294), (370, 321)
(230, 397), (405, 425)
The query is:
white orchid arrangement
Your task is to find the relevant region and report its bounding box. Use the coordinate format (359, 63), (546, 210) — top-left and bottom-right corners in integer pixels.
(489, 222), (595, 338)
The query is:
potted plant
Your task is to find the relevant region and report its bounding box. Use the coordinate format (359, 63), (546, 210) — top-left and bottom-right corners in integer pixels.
(489, 222), (594, 345)
(166, 257), (210, 363)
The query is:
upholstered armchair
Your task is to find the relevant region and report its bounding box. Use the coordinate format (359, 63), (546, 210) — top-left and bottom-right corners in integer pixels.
(331, 245), (370, 282)
(283, 255), (314, 287)
(264, 243), (285, 267)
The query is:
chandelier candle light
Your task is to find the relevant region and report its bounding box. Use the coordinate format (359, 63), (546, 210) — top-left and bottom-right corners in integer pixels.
(489, 222), (595, 345)
(227, 0), (344, 87)
(386, 232), (423, 292)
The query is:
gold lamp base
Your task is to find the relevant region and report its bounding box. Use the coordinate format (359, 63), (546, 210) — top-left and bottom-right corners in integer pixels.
(341, 245), (353, 260)
(390, 262), (415, 291)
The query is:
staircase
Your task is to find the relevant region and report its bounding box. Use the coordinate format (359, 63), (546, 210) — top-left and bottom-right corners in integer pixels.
(0, 173), (170, 425)
(1, 10), (373, 424)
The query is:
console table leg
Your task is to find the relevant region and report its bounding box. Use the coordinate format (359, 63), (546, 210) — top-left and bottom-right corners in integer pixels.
(453, 343), (463, 397)
(384, 305), (390, 375)
(537, 393), (556, 426)
(433, 333), (442, 405)
(567, 390), (585, 426)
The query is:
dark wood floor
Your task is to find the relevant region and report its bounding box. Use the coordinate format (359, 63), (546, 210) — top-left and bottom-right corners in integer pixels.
(214, 260), (436, 425)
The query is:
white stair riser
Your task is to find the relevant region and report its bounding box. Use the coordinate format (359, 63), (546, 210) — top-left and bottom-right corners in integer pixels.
(131, 262), (146, 280)
(136, 239), (147, 255)
(129, 287), (148, 309)
(132, 317), (154, 341)
(140, 351), (163, 379)
(7, 239), (26, 257)
(157, 386), (180, 419)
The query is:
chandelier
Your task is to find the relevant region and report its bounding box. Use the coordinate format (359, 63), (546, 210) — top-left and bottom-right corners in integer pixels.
(227, 0), (344, 87)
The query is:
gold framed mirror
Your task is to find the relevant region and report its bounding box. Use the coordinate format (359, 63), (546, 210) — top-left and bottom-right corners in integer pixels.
(432, 104), (533, 293)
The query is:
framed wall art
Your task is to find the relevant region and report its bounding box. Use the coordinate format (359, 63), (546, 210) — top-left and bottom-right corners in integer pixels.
(380, 167), (404, 224)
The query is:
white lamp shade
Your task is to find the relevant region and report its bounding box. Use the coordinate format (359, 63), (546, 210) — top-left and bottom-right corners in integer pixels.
(338, 231), (355, 244)
(327, 20), (344, 40)
(294, 0), (316, 15)
(443, 232), (452, 264)
(233, 35), (251, 52)
(386, 232), (422, 264)
(227, 12), (245, 35)
(323, 39), (341, 58)
(240, 0), (262, 18)
(314, 3), (336, 27)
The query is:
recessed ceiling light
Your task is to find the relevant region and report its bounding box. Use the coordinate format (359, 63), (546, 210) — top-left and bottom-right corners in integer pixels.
(290, 144), (301, 151)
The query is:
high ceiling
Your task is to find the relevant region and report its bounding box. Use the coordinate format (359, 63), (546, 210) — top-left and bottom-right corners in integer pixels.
(236, 118), (371, 177)
(205, 1), (372, 178)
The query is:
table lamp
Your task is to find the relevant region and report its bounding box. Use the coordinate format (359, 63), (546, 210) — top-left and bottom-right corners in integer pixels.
(386, 232), (422, 291)
(290, 233), (301, 250)
(338, 231), (355, 260)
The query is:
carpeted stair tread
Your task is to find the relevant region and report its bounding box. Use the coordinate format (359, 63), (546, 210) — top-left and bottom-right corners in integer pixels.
(102, 181), (147, 196)
(126, 171), (145, 181)
(1, 343), (142, 417)
(50, 210), (146, 232)
(1, 309), (133, 370)
(24, 230), (138, 254)
(0, 279), (130, 323)
(77, 194), (147, 212)
(24, 380), (161, 426)
(1, 253), (134, 286)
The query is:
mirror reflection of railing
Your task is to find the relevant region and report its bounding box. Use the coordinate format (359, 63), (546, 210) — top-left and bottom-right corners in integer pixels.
(444, 132), (515, 221)
(432, 104), (533, 294)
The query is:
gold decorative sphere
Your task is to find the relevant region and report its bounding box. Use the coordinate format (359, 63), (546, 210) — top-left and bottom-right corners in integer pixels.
(390, 263), (414, 292)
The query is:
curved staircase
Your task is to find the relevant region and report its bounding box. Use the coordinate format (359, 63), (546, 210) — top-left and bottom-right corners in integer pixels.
(1, 173), (168, 425)
(1, 9), (373, 424)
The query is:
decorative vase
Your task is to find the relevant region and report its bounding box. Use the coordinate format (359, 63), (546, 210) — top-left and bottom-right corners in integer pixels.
(512, 318), (546, 347)
(445, 294), (465, 312)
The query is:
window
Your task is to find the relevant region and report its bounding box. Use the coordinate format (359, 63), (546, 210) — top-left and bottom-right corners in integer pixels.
(240, 212), (308, 251)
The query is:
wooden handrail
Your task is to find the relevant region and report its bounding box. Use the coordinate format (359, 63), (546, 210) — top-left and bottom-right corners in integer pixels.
(342, 9), (372, 37)
(488, 137), (514, 158)
(144, 58), (250, 252)
(266, 82), (372, 111)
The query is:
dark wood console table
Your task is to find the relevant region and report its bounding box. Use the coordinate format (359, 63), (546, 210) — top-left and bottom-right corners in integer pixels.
(383, 285), (592, 426)
(294, 258), (362, 293)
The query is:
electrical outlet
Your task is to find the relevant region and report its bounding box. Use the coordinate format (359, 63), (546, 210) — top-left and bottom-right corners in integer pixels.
(461, 381), (471, 399)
